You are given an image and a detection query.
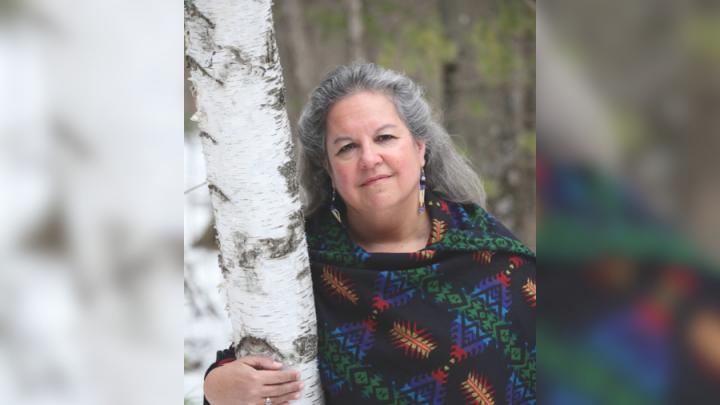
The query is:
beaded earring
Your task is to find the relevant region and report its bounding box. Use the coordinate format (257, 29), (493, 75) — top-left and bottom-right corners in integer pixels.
(418, 168), (426, 213)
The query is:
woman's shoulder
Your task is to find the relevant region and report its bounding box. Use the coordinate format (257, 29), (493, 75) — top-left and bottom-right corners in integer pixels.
(436, 198), (535, 258)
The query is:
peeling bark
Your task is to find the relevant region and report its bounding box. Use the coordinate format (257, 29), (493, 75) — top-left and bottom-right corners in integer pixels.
(236, 336), (282, 359)
(198, 131), (217, 144)
(293, 333), (318, 362)
(207, 183), (230, 203)
(278, 160), (300, 197)
(186, 55), (225, 86)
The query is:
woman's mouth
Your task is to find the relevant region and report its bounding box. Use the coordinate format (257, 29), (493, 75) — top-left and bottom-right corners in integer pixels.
(361, 175), (391, 186)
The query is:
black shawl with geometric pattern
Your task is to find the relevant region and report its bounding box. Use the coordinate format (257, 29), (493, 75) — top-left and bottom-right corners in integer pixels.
(307, 192), (536, 404)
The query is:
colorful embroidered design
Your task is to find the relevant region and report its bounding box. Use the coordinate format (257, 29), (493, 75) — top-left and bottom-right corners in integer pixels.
(506, 369), (535, 404)
(408, 265), (536, 395)
(389, 321), (438, 359)
(522, 278), (536, 309)
(461, 372), (496, 405)
(431, 218), (447, 244)
(411, 250), (436, 260)
(321, 266), (359, 305)
(473, 250), (495, 264)
(375, 271), (417, 308)
(329, 322), (375, 361)
(319, 326), (411, 402)
(400, 373), (447, 405)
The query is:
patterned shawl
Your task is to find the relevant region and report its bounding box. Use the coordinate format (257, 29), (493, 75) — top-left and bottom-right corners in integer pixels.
(307, 192), (536, 404)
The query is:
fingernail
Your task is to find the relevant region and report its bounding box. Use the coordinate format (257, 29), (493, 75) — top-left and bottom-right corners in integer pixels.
(273, 361), (282, 367)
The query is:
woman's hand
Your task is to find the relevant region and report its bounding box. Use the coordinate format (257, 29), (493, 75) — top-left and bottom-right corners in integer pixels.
(204, 356), (304, 405)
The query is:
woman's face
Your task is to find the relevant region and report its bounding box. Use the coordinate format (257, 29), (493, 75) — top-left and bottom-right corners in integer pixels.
(325, 91), (426, 217)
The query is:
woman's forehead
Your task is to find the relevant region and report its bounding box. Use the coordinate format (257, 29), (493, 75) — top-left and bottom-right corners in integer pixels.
(326, 92), (402, 135)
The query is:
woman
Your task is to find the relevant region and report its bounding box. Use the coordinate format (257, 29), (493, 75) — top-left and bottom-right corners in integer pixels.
(204, 63), (536, 405)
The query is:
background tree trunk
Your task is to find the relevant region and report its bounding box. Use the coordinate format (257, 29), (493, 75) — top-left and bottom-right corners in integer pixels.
(282, 0), (315, 98)
(185, 0), (323, 403)
(344, 0), (366, 61)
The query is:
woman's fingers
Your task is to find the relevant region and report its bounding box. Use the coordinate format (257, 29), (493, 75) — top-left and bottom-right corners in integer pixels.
(260, 379), (304, 398)
(262, 389), (303, 405)
(257, 369), (301, 384)
(239, 356), (283, 370)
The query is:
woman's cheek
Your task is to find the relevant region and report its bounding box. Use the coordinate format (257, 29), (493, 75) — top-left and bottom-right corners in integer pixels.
(336, 163), (353, 182)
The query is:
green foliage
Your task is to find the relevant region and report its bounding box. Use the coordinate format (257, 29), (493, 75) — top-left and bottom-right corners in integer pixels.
(483, 177), (500, 201)
(452, 137), (471, 160)
(469, 0), (534, 86)
(304, 4), (346, 38)
(682, 14), (720, 65)
(376, 22), (457, 70)
(366, 3), (456, 81)
(612, 109), (650, 155)
(468, 99), (488, 120)
(517, 130), (536, 157)
(363, 1), (404, 42)
(405, 21), (459, 65)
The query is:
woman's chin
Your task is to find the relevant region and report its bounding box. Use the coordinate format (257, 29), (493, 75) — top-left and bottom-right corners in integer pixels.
(353, 194), (412, 214)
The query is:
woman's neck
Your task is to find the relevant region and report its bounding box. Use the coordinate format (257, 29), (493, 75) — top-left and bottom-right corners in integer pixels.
(345, 201), (431, 253)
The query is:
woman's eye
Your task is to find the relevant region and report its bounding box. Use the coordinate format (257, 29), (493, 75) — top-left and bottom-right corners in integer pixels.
(377, 134), (395, 142)
(337, 144), (355, 154)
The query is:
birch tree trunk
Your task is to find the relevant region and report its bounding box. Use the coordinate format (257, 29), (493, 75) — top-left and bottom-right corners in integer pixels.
(185, 0), (323, 403)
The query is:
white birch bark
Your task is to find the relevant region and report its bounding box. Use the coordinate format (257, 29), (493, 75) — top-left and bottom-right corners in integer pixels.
(185, 0), (323, 403)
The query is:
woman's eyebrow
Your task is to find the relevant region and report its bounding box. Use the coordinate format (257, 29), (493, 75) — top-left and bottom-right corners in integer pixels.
(374, 124), (397, 134)
(332, 136), (354, 145)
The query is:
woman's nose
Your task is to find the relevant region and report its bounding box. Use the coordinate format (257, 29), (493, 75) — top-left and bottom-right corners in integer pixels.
(359, 145), (382, 168)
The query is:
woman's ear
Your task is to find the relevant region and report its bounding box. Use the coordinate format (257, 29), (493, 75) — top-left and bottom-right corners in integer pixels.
(416, 140), (427, 166)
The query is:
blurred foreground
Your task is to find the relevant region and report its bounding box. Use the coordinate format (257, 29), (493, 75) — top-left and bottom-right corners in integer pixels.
(539, 1), (720, 403)
(0, 1), (183, 404)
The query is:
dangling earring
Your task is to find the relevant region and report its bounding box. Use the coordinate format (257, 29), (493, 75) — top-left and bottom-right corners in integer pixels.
(331, 188), (342, 224)
(418, 168), (426, 214)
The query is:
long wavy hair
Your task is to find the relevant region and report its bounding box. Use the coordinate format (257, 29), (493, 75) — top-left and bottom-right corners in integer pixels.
(296, 63), (485, 215)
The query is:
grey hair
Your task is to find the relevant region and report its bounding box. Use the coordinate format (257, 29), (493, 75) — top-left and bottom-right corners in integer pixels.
(297, 63), (486, 215)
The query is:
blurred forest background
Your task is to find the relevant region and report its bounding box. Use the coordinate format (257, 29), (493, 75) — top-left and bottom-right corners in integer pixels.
(185, 0), (536, 247)
(184, 0), (535, 402)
